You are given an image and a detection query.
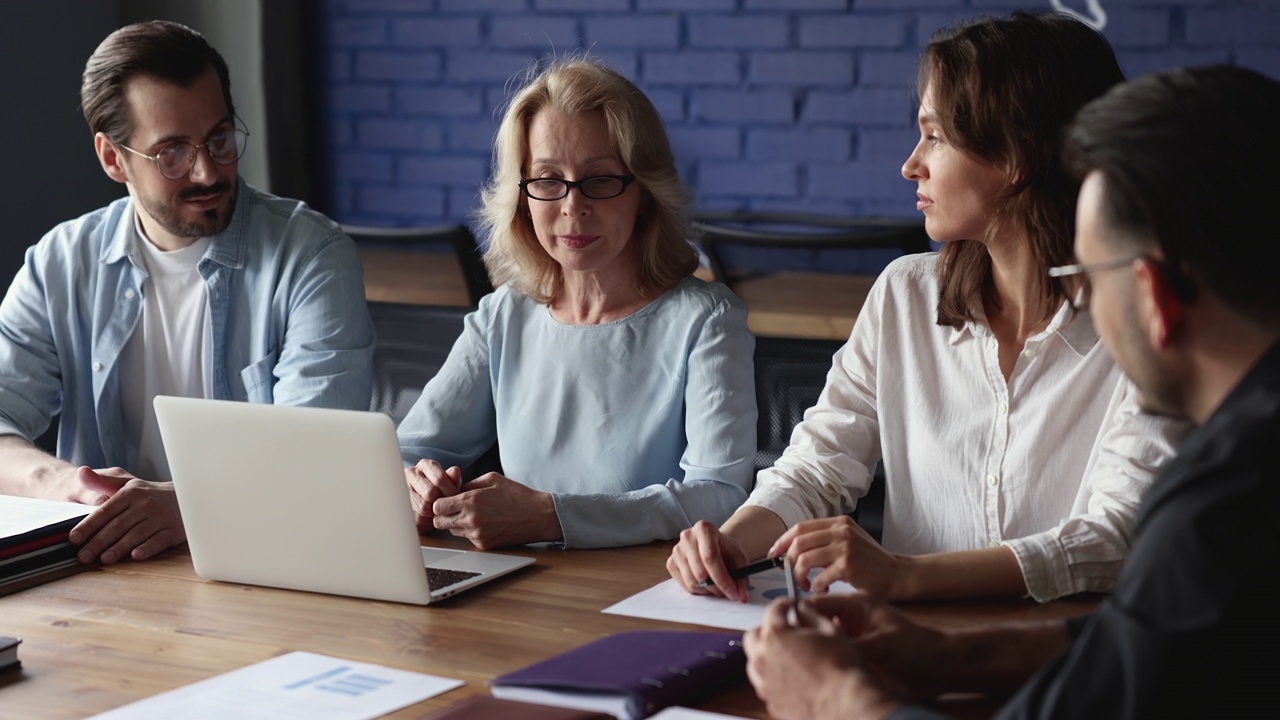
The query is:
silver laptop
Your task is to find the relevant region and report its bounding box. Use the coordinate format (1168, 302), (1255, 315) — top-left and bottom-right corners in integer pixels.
(154, 396), (533, 605)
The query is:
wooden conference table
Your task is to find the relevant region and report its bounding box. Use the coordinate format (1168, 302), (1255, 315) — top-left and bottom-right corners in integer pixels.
(1, 536), (1097, 719)
(360, 249), (864, 341)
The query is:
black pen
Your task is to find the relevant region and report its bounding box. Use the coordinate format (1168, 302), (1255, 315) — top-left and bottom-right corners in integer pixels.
(696, 556), (785, 588)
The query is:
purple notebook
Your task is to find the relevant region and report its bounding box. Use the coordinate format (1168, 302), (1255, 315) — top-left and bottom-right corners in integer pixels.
(489, 630), (745, 720)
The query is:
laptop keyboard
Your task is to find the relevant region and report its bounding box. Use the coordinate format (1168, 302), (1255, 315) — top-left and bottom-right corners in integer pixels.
(427, 567), (481, 591)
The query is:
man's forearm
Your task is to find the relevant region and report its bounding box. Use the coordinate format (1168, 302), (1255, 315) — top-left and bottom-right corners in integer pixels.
(936, 619), (1074, 694)
(0, 434), (79, 500)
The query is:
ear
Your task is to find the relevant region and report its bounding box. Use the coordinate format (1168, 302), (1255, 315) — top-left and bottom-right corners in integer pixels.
(94, 132), (130, 185)
(1007, 162), (1024, 188)
(1133, 257), (1186, 349)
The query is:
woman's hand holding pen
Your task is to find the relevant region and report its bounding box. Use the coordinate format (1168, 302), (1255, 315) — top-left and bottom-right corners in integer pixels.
(667, 520), (751, 602)
(405, 459), (462, 532)
(770, 516), (911, 600)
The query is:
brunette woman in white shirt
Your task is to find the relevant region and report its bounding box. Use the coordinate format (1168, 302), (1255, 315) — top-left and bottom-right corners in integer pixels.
(667, 12), (1188, 603)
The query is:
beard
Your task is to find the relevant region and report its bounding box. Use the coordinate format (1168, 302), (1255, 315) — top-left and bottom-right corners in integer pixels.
(137, 179), (238, 239)
(1114, 299), (1187, 420)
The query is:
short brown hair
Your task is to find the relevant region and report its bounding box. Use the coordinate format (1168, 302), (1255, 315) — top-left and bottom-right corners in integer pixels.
(81, 20), (235, 144)
(921, 12), (1123, 328)
(475, 57), (697, 304)
(1065, 66), (1280, 327)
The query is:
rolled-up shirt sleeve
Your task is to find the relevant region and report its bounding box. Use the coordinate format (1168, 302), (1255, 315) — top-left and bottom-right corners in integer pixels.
(0, 241), (67, 443)
(1005, 382), (1189, 601)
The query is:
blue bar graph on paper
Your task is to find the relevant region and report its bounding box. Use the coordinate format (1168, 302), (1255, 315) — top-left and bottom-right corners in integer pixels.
(285, 666), (351, 690)
(317, 673), (393, 697)
(286, 663), (395, 698)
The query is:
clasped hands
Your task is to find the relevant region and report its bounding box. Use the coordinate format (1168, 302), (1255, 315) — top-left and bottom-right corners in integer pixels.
(404, 459), (562, 549)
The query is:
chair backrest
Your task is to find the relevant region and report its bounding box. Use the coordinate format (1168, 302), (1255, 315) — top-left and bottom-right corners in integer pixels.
(368, 301), (471, 425)
(367, 300), (502, 479)
(752, 335), (844, 474)
(344, 224), (495, 306)
(691, 210), (930, 284)
(752, 333), (883, 542)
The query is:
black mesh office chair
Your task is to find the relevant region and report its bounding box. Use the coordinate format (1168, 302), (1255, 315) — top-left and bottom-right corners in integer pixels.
(367, 301), (501, 479)
(691, 210), (930, 284)
(753, 334), (884, 543)
(344, 224), (495, 306)
(368, 301), (471, 425)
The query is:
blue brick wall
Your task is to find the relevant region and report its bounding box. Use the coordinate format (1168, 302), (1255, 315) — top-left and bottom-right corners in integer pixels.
(318, 0), (1279, 272)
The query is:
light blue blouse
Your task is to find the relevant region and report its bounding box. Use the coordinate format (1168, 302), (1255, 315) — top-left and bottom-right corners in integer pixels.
(397, 276), (758, 548)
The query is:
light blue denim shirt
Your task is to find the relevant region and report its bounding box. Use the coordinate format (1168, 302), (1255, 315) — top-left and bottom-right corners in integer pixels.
(0, 180), (374, 468)
(398, 277), (758, 549)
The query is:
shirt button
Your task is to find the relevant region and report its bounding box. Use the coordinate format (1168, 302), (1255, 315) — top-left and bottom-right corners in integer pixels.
(92, 362), (103, 372)
(1024, 349), (1036, 358)
(124, 289), (135, 300)
(989, 540), (1001, 548)
(985, 474), (998, 486)
(997, 402), (1008, 415)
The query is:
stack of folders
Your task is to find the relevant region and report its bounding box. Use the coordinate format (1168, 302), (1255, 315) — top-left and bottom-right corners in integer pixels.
(0, 495), (92, 597)
(1, 636), (20, 674)
(421, 695), (615, 719)
(488, 630), (746, 720)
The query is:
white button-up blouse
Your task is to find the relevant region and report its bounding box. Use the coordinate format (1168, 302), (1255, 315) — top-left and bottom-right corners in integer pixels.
(745, 253), (1188, 601)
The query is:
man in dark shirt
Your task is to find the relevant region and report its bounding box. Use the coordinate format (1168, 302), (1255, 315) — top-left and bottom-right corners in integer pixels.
(741, 65), (1280, 719)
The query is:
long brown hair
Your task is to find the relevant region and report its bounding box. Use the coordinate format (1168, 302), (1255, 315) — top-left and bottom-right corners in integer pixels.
(921, 12), (1123, 328)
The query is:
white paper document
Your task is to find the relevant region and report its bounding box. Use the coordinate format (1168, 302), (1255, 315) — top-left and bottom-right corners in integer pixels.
(603, 568), (855, 631)
(87, 651), (464, 720)
(0, 495), (92, 537)
(649, 708), (749, 719)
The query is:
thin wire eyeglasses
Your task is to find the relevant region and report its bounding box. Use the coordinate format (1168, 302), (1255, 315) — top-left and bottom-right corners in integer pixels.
(117, 127), (250, 181)
(1048, 253), (1145, 310)
(519, 174), (636, 201)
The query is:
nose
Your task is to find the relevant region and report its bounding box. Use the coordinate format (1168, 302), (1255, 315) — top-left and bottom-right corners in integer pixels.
(187, 145), (218, 184)
(902, 139), (926, 181)
(560, 185), (591, 217)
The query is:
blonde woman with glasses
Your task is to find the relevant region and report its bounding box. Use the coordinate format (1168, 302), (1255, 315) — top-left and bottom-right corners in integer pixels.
(398, 58), (757, 550)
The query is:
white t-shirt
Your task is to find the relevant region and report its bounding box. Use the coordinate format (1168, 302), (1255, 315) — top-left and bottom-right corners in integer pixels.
(119, 218), (212, 481)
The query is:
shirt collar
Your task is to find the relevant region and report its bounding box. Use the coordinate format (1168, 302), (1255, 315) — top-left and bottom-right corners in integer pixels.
(947, 299), (1099, 357)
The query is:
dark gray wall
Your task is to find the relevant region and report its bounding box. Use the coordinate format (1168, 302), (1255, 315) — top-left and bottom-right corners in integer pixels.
(1, 2), (125, 288)
(1, 1), (276, 290)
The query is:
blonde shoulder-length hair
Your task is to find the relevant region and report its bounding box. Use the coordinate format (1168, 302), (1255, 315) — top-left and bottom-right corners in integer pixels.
(475, 57), (698, 304)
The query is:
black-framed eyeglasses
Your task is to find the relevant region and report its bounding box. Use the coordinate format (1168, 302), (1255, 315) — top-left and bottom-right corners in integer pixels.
(1048, 253), (1144, 310)
(519, 175), (636, 201)
(118, 126), (250, 181)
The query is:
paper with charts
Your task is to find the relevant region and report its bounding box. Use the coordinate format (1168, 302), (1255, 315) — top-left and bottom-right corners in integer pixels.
(649, 707), (750, 719)
(86, 650), (463, 720)
(603, 567), (855, 631)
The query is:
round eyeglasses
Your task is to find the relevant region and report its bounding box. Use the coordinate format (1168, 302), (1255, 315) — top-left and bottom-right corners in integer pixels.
(519, 175), (636, 201)
(118, 127), (250, 181)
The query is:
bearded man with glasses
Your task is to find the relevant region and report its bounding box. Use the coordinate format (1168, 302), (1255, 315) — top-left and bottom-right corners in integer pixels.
(0, 20), (374, 567)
